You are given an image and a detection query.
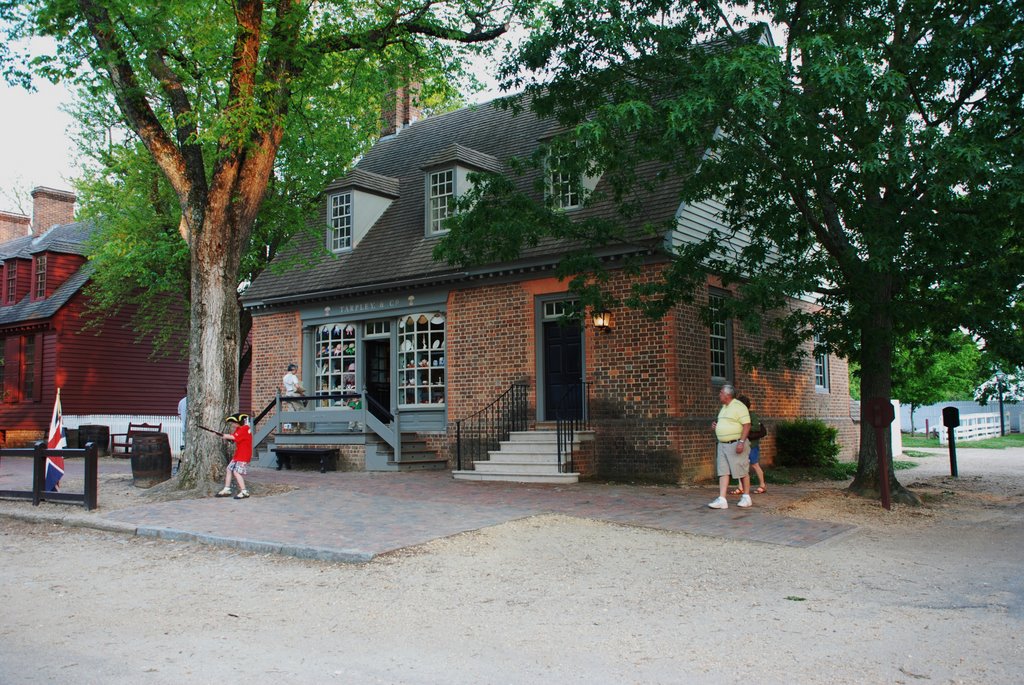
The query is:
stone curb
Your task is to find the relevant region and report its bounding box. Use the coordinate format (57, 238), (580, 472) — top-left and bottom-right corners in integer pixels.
(0, 510), (138, 535)
(135, 526), (375, 564)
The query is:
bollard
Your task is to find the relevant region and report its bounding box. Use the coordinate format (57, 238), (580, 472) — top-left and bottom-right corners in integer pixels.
(942, 406), (960, 477)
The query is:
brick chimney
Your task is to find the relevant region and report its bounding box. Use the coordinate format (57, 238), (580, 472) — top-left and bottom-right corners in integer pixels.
(30, 186), (76, 234)
(380, 84), (422, 137)
(0, 210), (31, 244)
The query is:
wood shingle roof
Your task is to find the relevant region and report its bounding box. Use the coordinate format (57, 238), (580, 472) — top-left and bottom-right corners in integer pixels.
(242, 97), (683, 308)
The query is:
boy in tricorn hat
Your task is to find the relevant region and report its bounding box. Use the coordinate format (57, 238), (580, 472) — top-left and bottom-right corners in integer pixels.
(216, 413), (252, 499)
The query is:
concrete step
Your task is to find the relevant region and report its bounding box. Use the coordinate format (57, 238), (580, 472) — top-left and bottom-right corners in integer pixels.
(452, 469), (579, 484)
(486, 449), (561, 463)
(507, 431), (559, 444)
(473, 459), (568, 475)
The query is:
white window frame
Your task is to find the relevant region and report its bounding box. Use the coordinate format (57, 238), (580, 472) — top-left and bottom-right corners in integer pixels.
(427, 169), (454, 235)
(329, 192), (353, 252)
(814, 333), (830, 392)
(709, 290), (733, 383)
(547, 150), (580, 210)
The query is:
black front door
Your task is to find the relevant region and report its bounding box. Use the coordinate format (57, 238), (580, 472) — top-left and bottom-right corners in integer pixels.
(543, 319), (583, 421)
(364, 339), (391, 422)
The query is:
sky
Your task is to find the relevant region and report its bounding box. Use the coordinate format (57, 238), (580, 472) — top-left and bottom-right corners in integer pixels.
(0, 75), (78, 215)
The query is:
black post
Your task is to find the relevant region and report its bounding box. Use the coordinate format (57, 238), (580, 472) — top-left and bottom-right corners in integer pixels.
(32, 441), (46, 506)
(942, 406), (960, 478)
(455, 420), (462, 471)
(84, 442), (98, 511)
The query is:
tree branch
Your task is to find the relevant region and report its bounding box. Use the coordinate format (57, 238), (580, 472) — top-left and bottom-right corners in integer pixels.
(78, 0), (192, 223)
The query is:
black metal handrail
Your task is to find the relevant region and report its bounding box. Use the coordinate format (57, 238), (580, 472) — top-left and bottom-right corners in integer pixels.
(556, 381), (591, 473)
(454, 382), (530, 470)
(364, 391), (394, 424)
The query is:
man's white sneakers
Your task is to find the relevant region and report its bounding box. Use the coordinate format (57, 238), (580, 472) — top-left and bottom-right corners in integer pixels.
(708, 496), (728, 509)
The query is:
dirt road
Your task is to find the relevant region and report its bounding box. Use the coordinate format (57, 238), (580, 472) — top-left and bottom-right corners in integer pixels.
(1, 448), (1021, 684)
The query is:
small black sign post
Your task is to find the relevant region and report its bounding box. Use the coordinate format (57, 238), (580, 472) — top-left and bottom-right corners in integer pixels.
(942, 406), (960, 478)
(865, 398), (895, 510)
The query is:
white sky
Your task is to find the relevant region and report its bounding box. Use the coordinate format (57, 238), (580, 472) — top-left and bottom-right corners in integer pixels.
(0, 76), (78, 215)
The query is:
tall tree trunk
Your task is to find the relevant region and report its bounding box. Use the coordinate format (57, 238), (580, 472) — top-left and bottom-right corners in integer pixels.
(177, 209), (245, 492)
(849, 277), (919, 504)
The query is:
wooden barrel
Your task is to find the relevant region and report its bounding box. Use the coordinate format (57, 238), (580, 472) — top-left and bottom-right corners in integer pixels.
(78, 425), (110, 457)
(130, 433), (172, 488)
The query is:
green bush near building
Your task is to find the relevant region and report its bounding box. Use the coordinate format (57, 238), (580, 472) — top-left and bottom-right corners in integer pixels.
(775, 418), (841, 469)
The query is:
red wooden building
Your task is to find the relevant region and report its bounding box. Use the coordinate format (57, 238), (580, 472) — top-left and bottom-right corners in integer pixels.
(0, 187), (191, 447)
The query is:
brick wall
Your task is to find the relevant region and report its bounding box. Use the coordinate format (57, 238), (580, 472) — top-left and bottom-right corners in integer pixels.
(0, 210), (30, 243)
(250, 265), (856, 481)
(446, 265), (855, 483)
(30, 187), (75, 233)
(250, 310), (302, 427)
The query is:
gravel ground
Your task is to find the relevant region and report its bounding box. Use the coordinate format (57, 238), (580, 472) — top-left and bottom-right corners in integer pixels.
(0, 447), (1021, 684)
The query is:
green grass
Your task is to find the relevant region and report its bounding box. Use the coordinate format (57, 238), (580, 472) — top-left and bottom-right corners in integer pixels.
(902, 434), (941, 448)
(902, 449), (934, 458)
(903, 432), (1024, 449)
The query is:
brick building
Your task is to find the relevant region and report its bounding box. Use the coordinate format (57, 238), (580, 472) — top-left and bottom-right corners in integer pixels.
(242, 92), (857, 482)
(0, 187), (190, 446)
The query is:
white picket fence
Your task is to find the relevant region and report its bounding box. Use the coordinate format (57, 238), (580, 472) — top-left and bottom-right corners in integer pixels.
(64, 414), (184, 456)
(937, 412), (1002, 444)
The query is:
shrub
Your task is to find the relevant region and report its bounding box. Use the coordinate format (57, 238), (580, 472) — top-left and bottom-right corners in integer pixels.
(775, 419), (840, 468)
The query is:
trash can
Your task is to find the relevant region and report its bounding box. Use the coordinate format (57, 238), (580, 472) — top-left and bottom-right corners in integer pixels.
(130, 433), (172, 488)
(78, 424), (110, 457)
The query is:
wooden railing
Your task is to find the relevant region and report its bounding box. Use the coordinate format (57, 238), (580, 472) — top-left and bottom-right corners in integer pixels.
(0, 441), (100, 510)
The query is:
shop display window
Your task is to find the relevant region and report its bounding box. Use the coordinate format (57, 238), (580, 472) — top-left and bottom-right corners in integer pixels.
(397, 312), (445, 406)
(314, 323), (358, 407)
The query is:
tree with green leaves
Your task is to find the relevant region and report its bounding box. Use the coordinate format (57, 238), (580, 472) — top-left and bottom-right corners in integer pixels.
(437, 1), (1024, 503)
(892, 331), (985, 432)
(2, 0), (519, 491)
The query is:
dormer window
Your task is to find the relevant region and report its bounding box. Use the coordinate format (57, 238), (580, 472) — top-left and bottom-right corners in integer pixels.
(329, 192), (353, 252)
(548, 152), (580, 210)
(428, 169), (454, 235)
(33, 255), (47, 299)
(543, 139), (601, 211)
(5, 263), (15, 304)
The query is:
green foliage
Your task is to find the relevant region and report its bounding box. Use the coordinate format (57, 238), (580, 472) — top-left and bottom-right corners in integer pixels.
(3, 0), (519, 366)
(775, 419), (841, 469)
(434, 1), (1024, 494)
(892, 331), (986, 411)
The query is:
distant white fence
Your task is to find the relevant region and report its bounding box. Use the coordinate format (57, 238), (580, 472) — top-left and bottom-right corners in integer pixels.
(64, 415), (183, 456)
(937, 413), (1002, 444)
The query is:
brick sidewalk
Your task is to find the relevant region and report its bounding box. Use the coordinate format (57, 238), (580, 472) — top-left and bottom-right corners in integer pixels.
(95, 469), (855, 562)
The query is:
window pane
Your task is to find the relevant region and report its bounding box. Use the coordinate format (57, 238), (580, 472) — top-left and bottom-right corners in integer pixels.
(330, 193), (352, 251)
(548, 151), (580, 209)
(22, 335), (34, 401)
(34, 255), (46, 298)
(314, 323), (357, 407)
(398, 312), (445, 406)
(814, 333), (829, 390)
(429, 170), (453, 234)
(709, 292), (731, 381)
(6, 265), (15, 304)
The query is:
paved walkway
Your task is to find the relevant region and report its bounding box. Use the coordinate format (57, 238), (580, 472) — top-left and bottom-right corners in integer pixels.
(1, 457), (856, 562)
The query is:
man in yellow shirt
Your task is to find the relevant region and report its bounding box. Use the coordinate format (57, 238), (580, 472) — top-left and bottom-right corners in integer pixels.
(709, 384), (752, 509)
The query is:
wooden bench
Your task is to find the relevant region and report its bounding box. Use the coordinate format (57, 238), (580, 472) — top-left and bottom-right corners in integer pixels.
(110, 422), (163, 457)
(274, 447), (337, 473)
